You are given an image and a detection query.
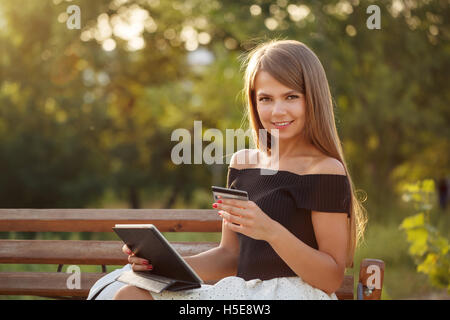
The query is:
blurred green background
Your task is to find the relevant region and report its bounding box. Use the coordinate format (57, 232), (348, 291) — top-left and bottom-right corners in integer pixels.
(0, 0), (448, 299)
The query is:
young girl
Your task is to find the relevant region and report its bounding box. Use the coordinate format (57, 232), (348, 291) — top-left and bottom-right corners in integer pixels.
(89, 39), (367, 300)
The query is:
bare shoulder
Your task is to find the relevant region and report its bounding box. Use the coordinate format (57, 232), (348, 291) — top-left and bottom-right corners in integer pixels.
(229, 149), (259, 170)
(310, 157), (346, 176)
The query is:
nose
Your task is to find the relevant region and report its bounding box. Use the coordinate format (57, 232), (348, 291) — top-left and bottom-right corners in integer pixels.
(272, 101), (287, 117)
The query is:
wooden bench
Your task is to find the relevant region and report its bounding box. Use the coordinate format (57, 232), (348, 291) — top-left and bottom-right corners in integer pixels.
(0, 209), (385, 300)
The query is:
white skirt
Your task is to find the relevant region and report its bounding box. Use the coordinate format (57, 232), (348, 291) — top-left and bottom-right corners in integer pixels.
(152, 275), (337, 300)
(88, 264), (338, 300)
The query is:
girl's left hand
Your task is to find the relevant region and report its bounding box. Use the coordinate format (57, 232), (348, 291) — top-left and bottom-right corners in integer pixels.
(213, 197), (275, 242)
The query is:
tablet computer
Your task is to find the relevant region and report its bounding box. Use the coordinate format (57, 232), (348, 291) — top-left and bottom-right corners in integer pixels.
(113, 224), (203, 292)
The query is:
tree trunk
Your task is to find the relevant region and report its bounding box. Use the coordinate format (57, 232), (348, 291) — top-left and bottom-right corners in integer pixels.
(129, 186), (140, 209)
(164, 184), (181, 209)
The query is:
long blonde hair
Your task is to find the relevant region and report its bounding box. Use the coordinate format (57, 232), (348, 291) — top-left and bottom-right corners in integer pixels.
(239, 39), (368, 268)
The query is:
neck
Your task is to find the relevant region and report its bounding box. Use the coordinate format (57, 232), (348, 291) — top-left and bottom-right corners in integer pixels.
(273, 132), (317, 157)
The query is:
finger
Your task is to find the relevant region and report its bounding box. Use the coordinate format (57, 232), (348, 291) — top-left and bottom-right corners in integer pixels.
(132, 262), (154, 272)
(216, 203), (245, 217)
(219, 210), (246, 226)
(128, 254), (151, 266)
(224, 219), (246, 234)
(220, 198), (249, 209)
(122, 244), (133, 255)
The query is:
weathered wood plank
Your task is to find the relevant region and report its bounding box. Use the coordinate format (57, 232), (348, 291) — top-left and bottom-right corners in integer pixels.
(0, 272), (355, 299)
(0, 240), (219, 265)
(0, 272), (103, 297)
(338, 275), (354, 300)
(0, 209), (222, 232)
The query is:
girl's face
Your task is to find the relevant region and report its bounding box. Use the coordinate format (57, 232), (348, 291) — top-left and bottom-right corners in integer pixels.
(254, 70), (307, 140)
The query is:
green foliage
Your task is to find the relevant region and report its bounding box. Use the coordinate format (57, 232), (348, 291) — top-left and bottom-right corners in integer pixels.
(0, 0), (448, 217)
(399, 179), (450, 293)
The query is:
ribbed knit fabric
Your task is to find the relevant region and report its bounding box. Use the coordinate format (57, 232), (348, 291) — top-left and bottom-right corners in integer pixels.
(226, 167), (351, 281)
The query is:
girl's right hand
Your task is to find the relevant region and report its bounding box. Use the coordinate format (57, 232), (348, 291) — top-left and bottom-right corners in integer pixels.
(122, 244), (153, 271)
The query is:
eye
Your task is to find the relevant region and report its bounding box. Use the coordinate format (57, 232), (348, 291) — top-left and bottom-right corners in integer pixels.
(258, 97), (270, 102)
(287, 95), (299, 100)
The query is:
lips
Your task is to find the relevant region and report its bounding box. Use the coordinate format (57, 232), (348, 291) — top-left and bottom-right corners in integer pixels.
(271, 120), (294, 128)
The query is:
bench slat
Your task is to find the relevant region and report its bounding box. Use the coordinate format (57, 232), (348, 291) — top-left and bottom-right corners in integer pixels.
(0, 272), (354, 299)
(337, 275), (354, 300)
(0, 240), (219, 265)
(0, 209), (221, 232)
(0, 272), (103, 297)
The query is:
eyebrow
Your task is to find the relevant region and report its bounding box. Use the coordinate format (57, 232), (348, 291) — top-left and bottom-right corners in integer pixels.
(256, 90), (299, 97)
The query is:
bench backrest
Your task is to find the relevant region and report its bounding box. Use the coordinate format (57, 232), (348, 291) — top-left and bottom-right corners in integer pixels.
(0, 208), (222, 232)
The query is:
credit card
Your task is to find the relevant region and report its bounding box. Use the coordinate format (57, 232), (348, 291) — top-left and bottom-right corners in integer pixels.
(211, 186), (249, 202)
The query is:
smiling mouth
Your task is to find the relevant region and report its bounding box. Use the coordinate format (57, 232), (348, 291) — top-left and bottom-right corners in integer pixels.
(271, 120), (294, 128)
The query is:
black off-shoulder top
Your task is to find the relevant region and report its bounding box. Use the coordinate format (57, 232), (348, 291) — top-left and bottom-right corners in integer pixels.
(226, 166), (351, 281)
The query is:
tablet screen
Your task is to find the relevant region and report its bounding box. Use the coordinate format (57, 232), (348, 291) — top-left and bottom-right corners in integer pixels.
(113, 224), (203, 284)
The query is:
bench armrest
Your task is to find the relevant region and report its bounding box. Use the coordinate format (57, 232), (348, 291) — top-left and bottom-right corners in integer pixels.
(357, 258), (385, 300)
